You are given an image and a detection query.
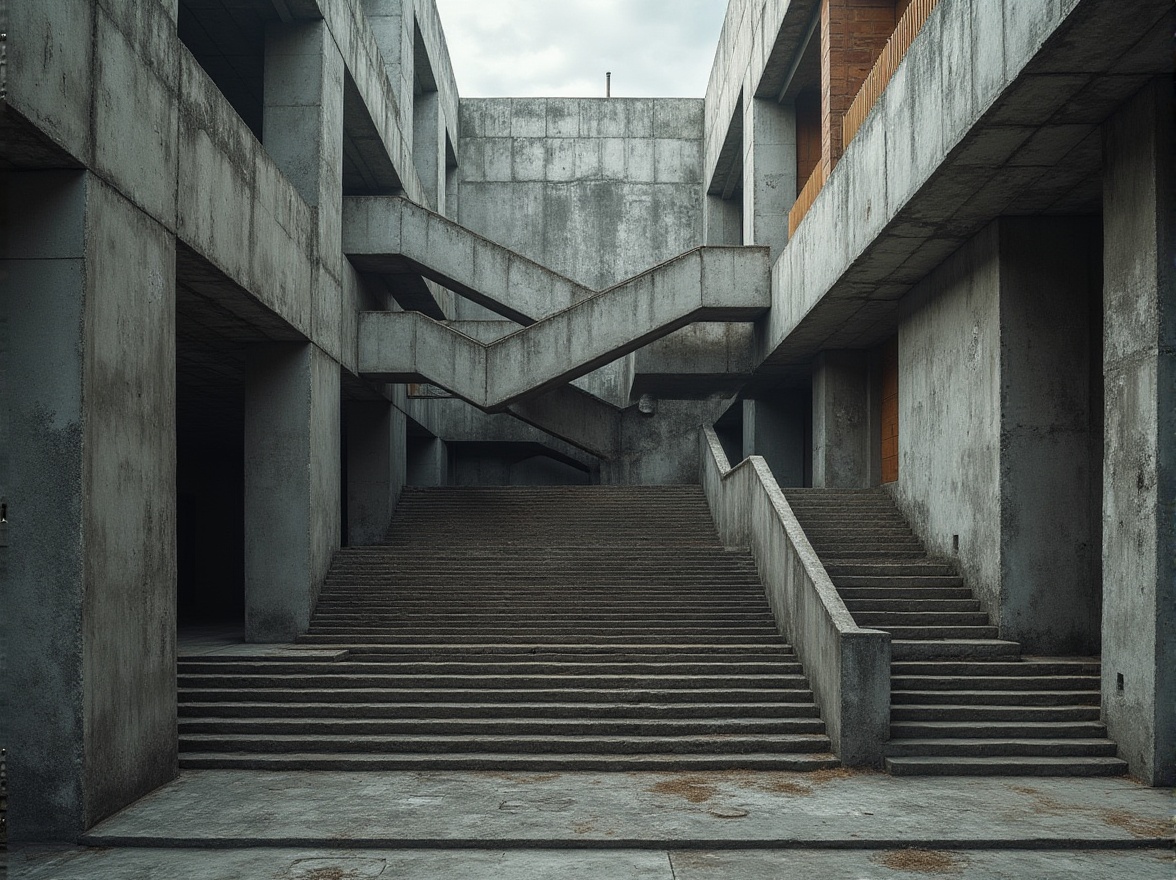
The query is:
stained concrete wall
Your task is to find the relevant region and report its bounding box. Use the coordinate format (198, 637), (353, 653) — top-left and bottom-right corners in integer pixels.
(892, 224), (1003, 620)
(455, 98), (705, 292)
(1100, 78), (1175, 786)
(1, 171), (177, 838)
(743, 395), (810, 488)
(892, 219), (1103, 653)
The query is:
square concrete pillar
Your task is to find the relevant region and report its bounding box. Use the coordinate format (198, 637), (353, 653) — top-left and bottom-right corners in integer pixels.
(244, 343), (341, 642)
(812, 350), (871, 487)
(414, 88), (442, 210)
(742, 97), (796, 261)
(264, 19), (345, 355)
(1, 171), (177, 840)
(743, 394), (811, 487)
(346, 401), (407, 545)
(704, 193), (742, 245)
(407, 436), (449, 486)
(1100, 78), (1175, 786)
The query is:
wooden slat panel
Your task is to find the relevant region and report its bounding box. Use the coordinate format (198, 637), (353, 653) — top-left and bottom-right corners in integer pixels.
(842, 0), (940, 150)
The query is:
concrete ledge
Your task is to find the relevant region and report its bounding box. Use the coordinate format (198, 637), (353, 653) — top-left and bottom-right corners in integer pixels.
(699, 427), (890, 766)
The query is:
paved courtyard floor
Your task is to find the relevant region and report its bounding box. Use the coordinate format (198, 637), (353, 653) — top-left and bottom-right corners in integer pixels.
(8, 768), (1174, 878)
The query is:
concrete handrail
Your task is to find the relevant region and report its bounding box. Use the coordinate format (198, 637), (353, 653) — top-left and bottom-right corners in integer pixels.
(699, 426), (890, 765)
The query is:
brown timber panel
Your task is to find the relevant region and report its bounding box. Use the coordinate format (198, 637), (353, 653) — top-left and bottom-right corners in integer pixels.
(881, 336), (899, 483)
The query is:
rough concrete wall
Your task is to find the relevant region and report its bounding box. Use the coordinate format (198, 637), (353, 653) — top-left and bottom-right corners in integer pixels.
(812, 350), (872, 488)
(80, 179), (179, 828)
(998, 218), (1101, 654)
(892, 224), (1002, 618)
(455, 98), (705, 292)
(1, 172), (89, 840)
(1100, 78), (1175, 786)
(743, 394), (810, 488)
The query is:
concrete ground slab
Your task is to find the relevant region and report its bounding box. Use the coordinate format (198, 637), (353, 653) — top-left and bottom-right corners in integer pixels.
(9, 846), (1174, 879)
(78, 770), (1174, 848)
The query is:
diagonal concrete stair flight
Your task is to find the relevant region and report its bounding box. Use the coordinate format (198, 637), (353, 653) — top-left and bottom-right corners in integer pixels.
(357, 247), (769, 409)
(344, 196), (595, 325)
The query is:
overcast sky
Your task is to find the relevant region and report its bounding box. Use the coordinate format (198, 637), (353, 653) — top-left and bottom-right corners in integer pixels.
(433, 0), (730, 98)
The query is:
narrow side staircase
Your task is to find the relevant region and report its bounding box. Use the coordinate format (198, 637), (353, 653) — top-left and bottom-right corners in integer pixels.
(785, 488), (1126, 777)
(178, 486), (838, 771)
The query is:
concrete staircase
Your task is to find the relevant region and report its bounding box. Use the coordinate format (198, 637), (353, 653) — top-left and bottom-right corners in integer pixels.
(178, 486), (838, 771)
(784, 487), (1126, 777)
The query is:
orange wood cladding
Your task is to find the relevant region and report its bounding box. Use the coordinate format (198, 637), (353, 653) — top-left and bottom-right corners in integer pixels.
(796, 90), (822, 188)
(842, 0), (941, 150)
(881, 336), (899, 483)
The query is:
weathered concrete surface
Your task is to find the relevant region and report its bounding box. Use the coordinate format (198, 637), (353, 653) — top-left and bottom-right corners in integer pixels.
(456, 98), (705, 292)
(358, 247), (770, 408)
(345, 401), (404, 545)
(13, 846), (1174, 880)
(811, 351), (872, 488)
(1100, 78), (1175, 787)
(632, 324), (757, 400)
(891, 219), (1103, 654)
(76, 769), (1174, 847)
(891, 225), (1003, 623)
(244, 344), (341, 642)
(997, 217), (1101, 654)
(1, 171), (178, 839)
(700, 428), (890, 766)
(756, 0), (1173, 372)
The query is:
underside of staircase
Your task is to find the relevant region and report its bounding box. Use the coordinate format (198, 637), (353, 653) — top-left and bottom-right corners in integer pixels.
(179, 486), (838, 771)
(784, 488), (1127, 777)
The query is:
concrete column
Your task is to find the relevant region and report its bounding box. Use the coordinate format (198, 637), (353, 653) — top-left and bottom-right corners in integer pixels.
(743, 395), (810, 487)
(1, 171), (176, 839)
(1100, 78), (1175, 786)
(812, 351), (871, 487)
(346, 401), (407, 545)
(742, 97), (796, 261)
(997, 217), (1102, 654)
(407, 436), (449, 486)
(414, 89), (441, 209)
(244, 343), (341, 642)
(264, 20), (346, 353)
(704, 194), (742, 245)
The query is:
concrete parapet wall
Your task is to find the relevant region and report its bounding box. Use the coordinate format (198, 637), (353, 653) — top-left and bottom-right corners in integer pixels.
(699, 427), (889, 766)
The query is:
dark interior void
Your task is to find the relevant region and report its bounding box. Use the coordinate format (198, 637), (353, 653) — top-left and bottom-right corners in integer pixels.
(713, 403), (744, 466)
(176, 394), (245, 627)
(449, 442), (593, 486)
(177, 0), (270, 142)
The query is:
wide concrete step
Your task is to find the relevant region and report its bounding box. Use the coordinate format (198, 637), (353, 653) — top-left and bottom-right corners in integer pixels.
(864, 625), (1000, 640)
(884, 756), (1127, 776)
(852, 612), (992, 627)
(177, 717), (827, 736)
(891, 689), (1100, 706)
(891, 675), (1099, 692)
(178, 686), (815, 704)
(885, 738), (1120, 758)
(889, 720), (1111, 739)
(179, 732), (834, 756)
(840, 587), (974, 601)
(178, 672), (810, 690)
(177, 701), (822, 720)
(891, 705), (1102, 722)
(179, 751), (841, 772)
(296, 634), (788, 645)
(831, 575), (964, 588)
(337, 643), (797, 657)
(302, 627), (783, 638)
(178, 659), (803, 676)
(890, 639), (1021, 660)
(823, 562), (954, 577)
(843, 599), (981, 613)
(891, 659), (1101, 676)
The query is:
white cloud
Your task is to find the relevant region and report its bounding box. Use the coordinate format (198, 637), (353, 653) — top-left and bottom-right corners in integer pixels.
(433, 0), (729, 97)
